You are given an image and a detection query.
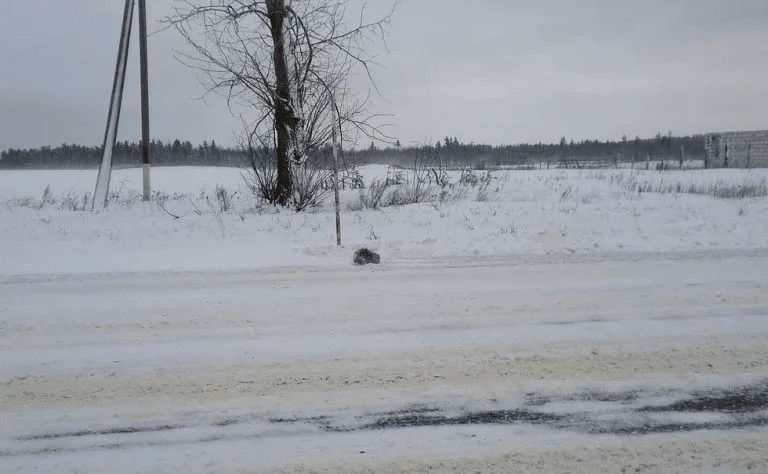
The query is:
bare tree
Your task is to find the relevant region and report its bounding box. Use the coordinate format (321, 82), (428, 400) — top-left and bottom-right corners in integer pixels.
(167, 0), (396, 206)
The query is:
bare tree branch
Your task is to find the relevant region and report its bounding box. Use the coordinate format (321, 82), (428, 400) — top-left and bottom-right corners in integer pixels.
(164, 0), (397, 207)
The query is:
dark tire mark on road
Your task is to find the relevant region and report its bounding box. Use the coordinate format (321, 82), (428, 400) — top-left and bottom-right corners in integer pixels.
(639, 382), (768, 413)
(271, 379), (768, 436)
(17, 423), (185, 441)
(7, 380), (767, 461)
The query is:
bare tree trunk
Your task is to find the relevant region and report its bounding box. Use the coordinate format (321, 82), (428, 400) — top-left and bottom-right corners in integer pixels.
(267, 0), (297, 205)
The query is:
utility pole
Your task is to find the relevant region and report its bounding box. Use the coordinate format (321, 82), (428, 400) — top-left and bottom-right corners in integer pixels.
(93, 0), (151, 208)
(93, 0), (135, 209)
(138, 0), (151, 200)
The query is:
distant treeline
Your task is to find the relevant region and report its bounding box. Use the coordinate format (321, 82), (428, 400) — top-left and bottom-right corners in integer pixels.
(1, 133), (705, 170)
(352, 133), (706, 169)
(0, 139), (246, 170)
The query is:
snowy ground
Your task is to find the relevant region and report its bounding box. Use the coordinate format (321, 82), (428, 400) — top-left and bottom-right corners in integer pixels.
(2, 165), (768, 472)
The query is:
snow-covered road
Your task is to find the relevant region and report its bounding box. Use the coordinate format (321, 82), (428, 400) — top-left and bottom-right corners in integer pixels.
(3, 250), (768, 472)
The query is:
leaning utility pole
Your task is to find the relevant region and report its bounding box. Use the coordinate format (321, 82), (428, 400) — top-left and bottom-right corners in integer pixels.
(93, 0), (134, 209)
(93, 0), (151, 209)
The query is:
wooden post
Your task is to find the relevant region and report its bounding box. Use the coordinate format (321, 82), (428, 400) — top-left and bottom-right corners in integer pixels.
(680, 145), (684, 169)
(332, 103), (341, 246)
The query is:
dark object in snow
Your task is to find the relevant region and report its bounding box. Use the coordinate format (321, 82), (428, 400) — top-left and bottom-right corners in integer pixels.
(353, 247), (380, 265)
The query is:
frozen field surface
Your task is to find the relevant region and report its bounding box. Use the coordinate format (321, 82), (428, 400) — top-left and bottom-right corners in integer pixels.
(2, 166), (768, 471)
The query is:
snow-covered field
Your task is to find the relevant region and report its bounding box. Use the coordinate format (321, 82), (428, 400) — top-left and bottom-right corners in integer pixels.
(2, 165), (768, 472)
(1, 165), (767, 275)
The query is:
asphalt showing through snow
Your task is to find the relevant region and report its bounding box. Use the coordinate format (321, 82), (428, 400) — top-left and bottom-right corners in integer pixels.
(4, 379), (768, 460)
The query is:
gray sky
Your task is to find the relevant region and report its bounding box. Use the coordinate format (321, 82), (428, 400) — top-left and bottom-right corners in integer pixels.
(2, 0), (768, 151)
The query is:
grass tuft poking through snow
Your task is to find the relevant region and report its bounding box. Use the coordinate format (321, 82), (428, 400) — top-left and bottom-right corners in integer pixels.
(599, 170), (768, 199)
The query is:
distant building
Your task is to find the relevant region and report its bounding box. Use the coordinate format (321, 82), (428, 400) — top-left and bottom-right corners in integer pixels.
(704, 130), (768, 168)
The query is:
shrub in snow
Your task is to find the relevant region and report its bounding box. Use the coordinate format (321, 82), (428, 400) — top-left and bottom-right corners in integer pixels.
(38, 185), (54, 209)
(338, 166), (365, 190)
(353, 247), (380, 265)
(290, 164), (333, 211)
(243, 151), (281, 205)
(357, 179), (390, 209)
(215, 184), (234, 211)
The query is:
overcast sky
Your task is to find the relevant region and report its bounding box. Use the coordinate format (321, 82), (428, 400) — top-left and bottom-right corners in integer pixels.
(2, 0), (768, 151)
